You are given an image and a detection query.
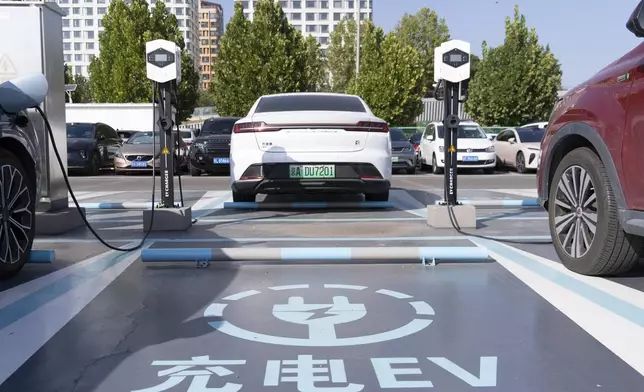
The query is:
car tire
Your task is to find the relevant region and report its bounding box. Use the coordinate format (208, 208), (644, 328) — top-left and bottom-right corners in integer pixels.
(548, 147), (644, 276)
(365, 190), (389, 202)
(516, 151), (527, 174)
(232, 191), (255, 203)
(85, 152), (100, 176)
(431, 154), (443, 174)
(483, 168), (495, 174)
(406, 167), (416, 174)
(190, 164), (201, 177)
(0, 148), (36, 280)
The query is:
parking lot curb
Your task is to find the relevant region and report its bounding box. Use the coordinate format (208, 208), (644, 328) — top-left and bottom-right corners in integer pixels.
(28, 250), (55, 263)
(223, 201), (394, 209)
(140, 246), (489, 263)
(78, 202), (153, 209)
(434, 199), (541, 207)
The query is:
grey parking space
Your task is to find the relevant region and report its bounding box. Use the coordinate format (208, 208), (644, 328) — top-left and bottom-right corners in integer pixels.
(3, 262), (642, 392)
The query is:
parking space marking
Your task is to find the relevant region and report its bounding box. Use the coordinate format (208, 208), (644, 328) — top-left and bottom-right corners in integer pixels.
(410, 301), (436, 316)
(375, 289), (413, 299)
(68, 191), (124, 202)
(0, 242), (147, 385)
(192, 191), (233, 219)
(203, 303), (228, 317)
(222, 290), (261, 301)
(324, 284), (367, 290)
(269, 284), (310, 291)
(474, 239), (644, 377)
(490, 189), (538, 198)
(390, 189), (427, 218)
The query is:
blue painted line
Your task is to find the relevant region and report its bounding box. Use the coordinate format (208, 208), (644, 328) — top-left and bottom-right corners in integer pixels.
(281, 247), (352, 260)
(0, 250), (132, 330)
(86, 216), (548, 224)
(28, 250), (55, 264)
(79, 202), (153, 209)
(223, 201), (394, 209)
(477, 239), (644, 327)
(418, 246), (488, 260)
(435, 199), (541, 207)
(141, 248), (212, 261)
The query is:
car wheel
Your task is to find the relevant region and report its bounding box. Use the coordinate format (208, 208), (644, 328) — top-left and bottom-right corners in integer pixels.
(516, 152), (527, 174)
(365, 190), (389, 202)
(0, 148), (36, 280)
(432, 154), (443, 174)
(85, 152), (100, 176)
(232, 191), (255, 202)
(483, 168), (495, 174)
(190, 164), (201, 177)
(406, 166), (416, 174)
(548, 147), (643, 276)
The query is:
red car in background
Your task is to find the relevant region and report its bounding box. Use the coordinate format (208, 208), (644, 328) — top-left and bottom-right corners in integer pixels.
(537, 1), (644, 276)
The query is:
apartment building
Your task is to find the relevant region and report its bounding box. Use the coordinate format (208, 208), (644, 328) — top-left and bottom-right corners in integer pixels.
(198, 0), (223, 90)
(57, 0), (200, 77)
(235, 0), (373, 54)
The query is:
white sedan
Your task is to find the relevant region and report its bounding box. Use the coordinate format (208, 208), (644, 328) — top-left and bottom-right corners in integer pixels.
(229, 92), (392, 202)
(493, 122), (547, 173)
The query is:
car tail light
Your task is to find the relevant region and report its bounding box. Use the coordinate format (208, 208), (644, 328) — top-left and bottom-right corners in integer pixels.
(233, 122), (279, 133)
(413, 144), (420, 151)
(353, 121), (389, 132)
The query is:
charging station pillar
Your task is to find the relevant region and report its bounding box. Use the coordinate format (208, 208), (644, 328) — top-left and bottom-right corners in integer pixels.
(157, 83), (175, 208)
(0, 1), (85, 235)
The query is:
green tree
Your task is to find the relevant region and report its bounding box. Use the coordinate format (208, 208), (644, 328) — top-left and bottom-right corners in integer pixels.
(394, 8), (450, 95)
(348, 22), (425, 125)
(64, 64), (92, 103)
(326, 19), (361, 93)
(302, 34), (328, 91)
(210, 0), (324, 116)
(465, 5), (562, 126)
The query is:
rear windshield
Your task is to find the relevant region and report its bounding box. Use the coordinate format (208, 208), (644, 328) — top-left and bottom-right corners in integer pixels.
(390, 129), (408, 142)
(517, 127), (545, 143)
(255, 95), (367, 113)
(437, 125), (487, 139)
(180, 131), (192, 139)
(200, 119), (238, 135)
(67, 124), (94, 138)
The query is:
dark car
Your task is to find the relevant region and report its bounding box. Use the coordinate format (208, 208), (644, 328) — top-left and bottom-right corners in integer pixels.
(390, 128), (417, 174)
(537, 1), (644, 277)
(67, 122), (122, 175)
(189, 117), (241, 176)
(409, 132), (422, 167)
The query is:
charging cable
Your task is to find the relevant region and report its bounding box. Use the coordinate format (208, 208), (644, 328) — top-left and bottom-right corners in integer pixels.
(32, 81), (165, 252)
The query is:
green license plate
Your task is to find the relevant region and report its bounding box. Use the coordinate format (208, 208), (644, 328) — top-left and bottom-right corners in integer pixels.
(391, 156), (399, 162)
(289, 164), (336, 179)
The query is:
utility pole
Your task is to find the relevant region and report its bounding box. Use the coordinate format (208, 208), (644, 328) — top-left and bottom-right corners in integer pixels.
(355, 0), (360, 75)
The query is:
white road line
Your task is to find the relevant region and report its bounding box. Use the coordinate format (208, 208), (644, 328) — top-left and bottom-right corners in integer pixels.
(390, 189), (428, 218)
(68, 191), (125, 202)
(477, 240), (644, 377)
(491, 189), (538, 198)
(192, 191), (232, 219)
(0, 243), (146, 385)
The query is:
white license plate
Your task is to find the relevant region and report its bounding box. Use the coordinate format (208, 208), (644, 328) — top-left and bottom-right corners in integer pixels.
(289, 164), (335, 179)
(462, 156), (478, 162)
(131, 161), (147, 168)
(391, 156), (399, 162)
(214, 157), (230, 164)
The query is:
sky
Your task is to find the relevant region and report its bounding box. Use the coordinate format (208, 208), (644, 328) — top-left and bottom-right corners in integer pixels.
(217, 0), (643, 89)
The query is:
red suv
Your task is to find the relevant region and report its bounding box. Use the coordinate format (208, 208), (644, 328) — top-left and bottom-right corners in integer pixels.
(538, 2), (644, 276)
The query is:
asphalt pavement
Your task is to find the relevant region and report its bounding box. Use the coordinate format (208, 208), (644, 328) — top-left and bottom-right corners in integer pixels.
(1, 170), (644, 392)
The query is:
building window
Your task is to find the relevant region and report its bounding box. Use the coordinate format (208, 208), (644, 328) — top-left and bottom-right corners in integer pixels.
(176, 8), (183, 15)
(85, 19), (93, 26)
(292, 13), (301, 20)
(320, 24), (329, 32)
(64, 54), (72, 62)
(333, 12), (341, 20)
(241, 1), (248, 9)
(63, 19), (70, 27)
(72, 7), (80, 14)
(73, 31), (81, 38)
(360, 0), (367, 7)
(306, 0), (316, 7)
(63, 31), (71, 39)
(306, 13), (315, 21)
(75, 54), (82, 61)
(319, 36), (328, 45)
(86, 31), (94, 39)
(86, 42), (94, 49)
(74, 43), (81, 50)
(333, 0), (342, 8)
(292, 1), (301, 9)
(73, 19), (81, 27)
(85, 7), (93, 15)
(319, 12), (328, 20)
(98, 7), (106, 14)
(75, 66), (82, 74)
(360, 12), (367, 20)
(320, 0), (328, 8)
(306, 25), (317, 32)
(202, 56), (209, 63)
(63, 43), (71, 51)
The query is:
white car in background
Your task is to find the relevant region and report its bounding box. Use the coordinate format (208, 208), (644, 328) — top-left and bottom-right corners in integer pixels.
(493, 122), (547, 173)
(418, 121), (496, 174)
(229, 92), (392, 202)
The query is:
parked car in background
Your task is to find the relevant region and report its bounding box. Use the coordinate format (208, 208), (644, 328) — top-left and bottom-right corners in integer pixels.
(114, 131), (187, 174)
(537, 1), (644, 277)
(0, 109), (41, 278)
(229, 92), (392, 202)
(419, 121), (496, 174)
(67, 122), (122, 175)
(116, 130), (139, 143)
(494, 123), (546, 173)
(189, 117), (240, 176)
(409, 132), (422, 167)
(390, 128), (416, 174)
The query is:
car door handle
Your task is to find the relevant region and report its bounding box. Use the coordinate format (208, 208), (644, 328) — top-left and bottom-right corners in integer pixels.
(617, 73), (631, 83)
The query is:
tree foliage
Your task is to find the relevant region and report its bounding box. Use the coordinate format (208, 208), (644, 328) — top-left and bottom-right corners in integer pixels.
(326, 19), (363, 93)
(465, 5), (562, 126)
(393, 8), (450, 95)
(348, 22), (425, 125)
(89, 0), (199, 123)
(64, 64), (92, 103)
(210, 0), (325, 117)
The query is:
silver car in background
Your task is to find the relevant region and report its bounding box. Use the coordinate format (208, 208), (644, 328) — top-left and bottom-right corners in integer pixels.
(390, 128), (417, 174)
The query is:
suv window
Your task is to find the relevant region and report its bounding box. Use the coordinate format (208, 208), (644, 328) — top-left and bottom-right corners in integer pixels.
(200, 118), (239, 135)
(390, 128), (408, 142)
(255, 95), (367, 113)
(67, 123), (95, 138)
(516, 126), (545, 143)
(104, 125), (119, 139)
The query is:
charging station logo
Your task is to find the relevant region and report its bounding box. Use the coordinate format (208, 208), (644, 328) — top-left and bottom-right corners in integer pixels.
(0, 54), (17, 82)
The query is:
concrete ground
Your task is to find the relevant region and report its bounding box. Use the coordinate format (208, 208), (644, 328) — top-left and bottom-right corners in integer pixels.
(1, 170), (644, 392)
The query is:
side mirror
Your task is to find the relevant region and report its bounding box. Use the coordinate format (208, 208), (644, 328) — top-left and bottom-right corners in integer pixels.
(508, 137), (516, 144)
(627, 1), (644, 37)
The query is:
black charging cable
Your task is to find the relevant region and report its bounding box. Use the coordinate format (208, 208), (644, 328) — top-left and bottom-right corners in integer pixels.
(31, 82), (162, 252)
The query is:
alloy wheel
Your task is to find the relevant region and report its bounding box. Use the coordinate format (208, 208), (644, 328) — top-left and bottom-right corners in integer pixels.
(517, 153), (525, 172)
(553, 165), (597, 258)
(0, 164), (32, 265)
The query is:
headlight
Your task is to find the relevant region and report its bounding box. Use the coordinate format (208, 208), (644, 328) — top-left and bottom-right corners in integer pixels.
(79, 150), (86, 159)
(485, 146), (495, 152)
(438, 145), (444, 152)
(195, 142), (206, 150)
(402, 147), (412, 152)
(115, 151), (123, 158)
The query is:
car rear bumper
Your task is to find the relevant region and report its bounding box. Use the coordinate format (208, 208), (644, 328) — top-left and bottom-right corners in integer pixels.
(231, 162), (390, 195)
(392, 152), (416, 169)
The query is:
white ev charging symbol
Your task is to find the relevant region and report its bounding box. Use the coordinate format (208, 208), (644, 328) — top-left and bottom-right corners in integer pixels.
(272, 296), (367, 340)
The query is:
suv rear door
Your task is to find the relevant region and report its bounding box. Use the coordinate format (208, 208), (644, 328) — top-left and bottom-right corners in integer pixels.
(623, 45), (644, 210)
